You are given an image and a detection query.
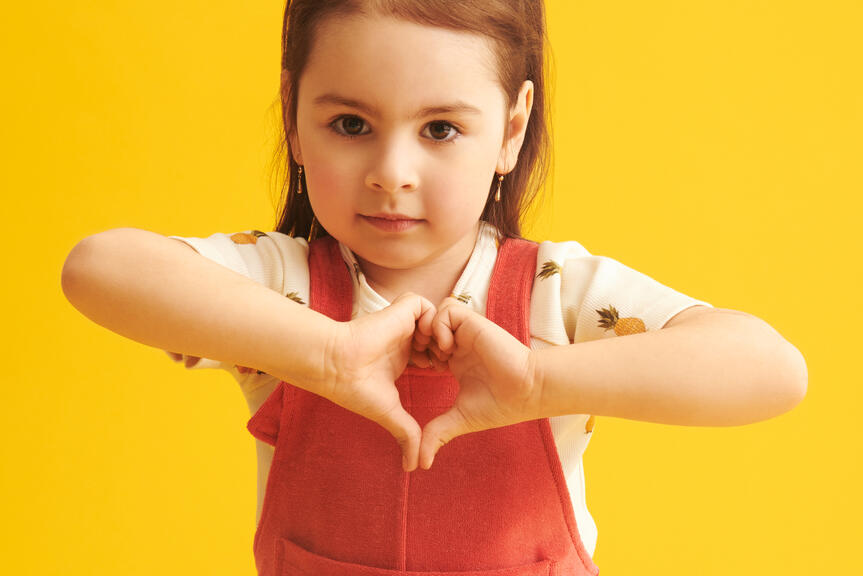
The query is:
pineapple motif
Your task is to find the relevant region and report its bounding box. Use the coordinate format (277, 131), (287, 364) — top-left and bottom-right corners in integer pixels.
(286, 291), (306, 305)
(536, 260), (562, 280)
(454, 292), (472, 304)
(596, 304), (646, 335)
(230, 229), (268, 244)
(585, 414), (596, 434)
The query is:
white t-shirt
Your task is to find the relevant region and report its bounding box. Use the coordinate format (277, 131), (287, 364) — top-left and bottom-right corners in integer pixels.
(165, 220), (713, 558)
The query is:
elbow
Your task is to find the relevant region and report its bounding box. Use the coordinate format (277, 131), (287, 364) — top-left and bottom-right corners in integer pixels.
(744, 315), (808, 417)
(61, 231), (117, 307)
(61, 237), (95, 306)
(786, 342), (808, 406)
(61, 229), (131, 299)
(772, 341), (808, 415)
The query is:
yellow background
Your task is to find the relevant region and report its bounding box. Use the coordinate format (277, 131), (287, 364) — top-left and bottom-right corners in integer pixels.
(2, 0), (859, 574)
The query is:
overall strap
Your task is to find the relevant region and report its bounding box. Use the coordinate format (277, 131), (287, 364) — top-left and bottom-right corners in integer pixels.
(308, 235), (353, 322)
(485, 237), (540, 345)
(308, 234), (540, 339)
(245, 235), (350, 447)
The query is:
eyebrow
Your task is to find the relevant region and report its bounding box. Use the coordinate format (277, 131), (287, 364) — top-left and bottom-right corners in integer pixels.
(312, 93), (483, 119)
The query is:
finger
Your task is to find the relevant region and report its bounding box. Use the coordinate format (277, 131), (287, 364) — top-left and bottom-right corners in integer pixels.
(419, 406), (469, 470)
(409, 346), (432, 368)
(377, 403), (423, 472)
(427, 339), (451, 364)
(412, 329), (431, 351)
(432, 306), (456, 353)
(427, 349), (448, 372)
(416, 298), (437, 338)
(392, 292), (436, 324)
(386, 294), (436, 351)
(432, 298), (472, 353)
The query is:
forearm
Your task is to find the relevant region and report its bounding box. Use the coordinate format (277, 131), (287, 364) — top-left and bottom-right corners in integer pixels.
(61, 227), (337, 394)
(533, 310), (808, 426)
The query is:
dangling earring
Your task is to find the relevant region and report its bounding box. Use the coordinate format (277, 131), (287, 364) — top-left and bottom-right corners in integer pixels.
(495, 173), (504, 202)
(296, 165), (304, 195)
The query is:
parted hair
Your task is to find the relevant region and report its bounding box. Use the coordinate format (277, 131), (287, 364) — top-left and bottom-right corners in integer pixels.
(269, 0), (554, 241)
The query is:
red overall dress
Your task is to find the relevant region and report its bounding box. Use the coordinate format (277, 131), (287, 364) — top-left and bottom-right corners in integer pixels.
(247, 235), (600, 576)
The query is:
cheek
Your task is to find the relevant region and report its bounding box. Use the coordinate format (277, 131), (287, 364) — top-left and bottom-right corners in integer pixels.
(303, 154), (355, 222)
(423, 166), (491, 221)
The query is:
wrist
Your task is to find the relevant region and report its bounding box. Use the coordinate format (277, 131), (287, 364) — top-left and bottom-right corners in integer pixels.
(318, 319), (351, 400)
(531, 347), (568, 419)
(528, 348), (547, 419)
(267, 305), (343, 398)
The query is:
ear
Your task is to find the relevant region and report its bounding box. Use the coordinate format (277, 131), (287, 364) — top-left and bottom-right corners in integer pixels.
(281, 69), (304, 165)
(496, 80), (534, 174)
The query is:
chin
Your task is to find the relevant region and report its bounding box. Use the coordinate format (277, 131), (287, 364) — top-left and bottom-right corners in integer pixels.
(354, 242), (434, 270)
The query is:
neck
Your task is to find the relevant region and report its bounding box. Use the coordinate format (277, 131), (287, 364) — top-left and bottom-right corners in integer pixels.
(356, 223), (481, 307)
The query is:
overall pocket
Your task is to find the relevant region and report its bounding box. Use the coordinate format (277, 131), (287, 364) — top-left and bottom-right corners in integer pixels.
(275, 536), (553, 576)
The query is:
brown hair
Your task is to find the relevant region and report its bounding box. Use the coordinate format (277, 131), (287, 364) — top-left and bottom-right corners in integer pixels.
(268, 0), (554, 241)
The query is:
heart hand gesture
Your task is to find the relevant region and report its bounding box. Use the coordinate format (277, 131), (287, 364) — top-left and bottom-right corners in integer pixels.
(412, 297), (543, 470)
(324, 292), (437, 472)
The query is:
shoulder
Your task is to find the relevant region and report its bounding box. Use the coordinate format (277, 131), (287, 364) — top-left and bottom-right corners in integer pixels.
(215, 229), (310, 272)
(534, 238), (592, 274)
(167, 229), (310, 298)
(529, 237), (713, 341)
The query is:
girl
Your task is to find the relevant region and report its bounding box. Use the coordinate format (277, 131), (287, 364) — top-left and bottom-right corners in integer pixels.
(61, 1), (807, 574)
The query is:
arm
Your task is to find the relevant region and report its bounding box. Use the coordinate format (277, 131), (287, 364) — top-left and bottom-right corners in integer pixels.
(534, 305), (809, 426)
(62, 228), (437, 470)
(60, 227), (336, 394)
(414, 299), (808, 469)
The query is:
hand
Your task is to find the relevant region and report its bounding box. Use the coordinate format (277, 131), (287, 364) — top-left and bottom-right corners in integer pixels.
(325, 292), (437, 472)
(415, 297), (543, 470)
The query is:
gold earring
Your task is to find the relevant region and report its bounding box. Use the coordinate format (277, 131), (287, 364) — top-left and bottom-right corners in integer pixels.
(297, 165), (304, 195)
(495, 173), (504, 202)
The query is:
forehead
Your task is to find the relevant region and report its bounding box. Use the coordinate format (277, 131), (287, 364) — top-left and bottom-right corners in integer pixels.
(300, 14), (503, 115)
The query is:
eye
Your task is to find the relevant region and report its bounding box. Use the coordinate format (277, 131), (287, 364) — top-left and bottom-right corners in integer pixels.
(329, 115), (370, 139)
(328, 116), (462, 144)
(423, 121), (461, 144)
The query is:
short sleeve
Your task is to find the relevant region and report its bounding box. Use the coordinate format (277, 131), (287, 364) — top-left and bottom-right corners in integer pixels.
(531, 240), (713, 345)
(163, 229), (311, 370)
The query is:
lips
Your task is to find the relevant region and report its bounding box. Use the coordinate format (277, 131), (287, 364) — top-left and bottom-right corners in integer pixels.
(361, 213), (423, 232)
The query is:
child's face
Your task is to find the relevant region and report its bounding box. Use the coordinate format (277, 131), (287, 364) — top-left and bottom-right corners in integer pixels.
(290, 13), (531, 274)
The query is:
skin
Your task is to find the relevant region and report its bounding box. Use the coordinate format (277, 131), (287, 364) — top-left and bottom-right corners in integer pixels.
(276, 12), (807, 474)
(285, 13), (534, 307)
(278, 13), (535, 472)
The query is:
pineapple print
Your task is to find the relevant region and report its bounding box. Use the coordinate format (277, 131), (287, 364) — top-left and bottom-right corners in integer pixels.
(596, 304), (646, 335)
(585, 414), (596, 434)
(453, 291), (472, 304)
(286, 291), (306, 305)
(230, 229), (268, 244)
(536, 260), (561, 280)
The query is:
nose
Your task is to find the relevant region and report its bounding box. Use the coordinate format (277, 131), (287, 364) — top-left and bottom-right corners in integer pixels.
(364, 134), (419, 194)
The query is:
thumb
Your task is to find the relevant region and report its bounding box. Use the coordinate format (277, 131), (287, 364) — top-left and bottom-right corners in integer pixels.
(388, 291), (436, 330)
(419, 407), (470, 470)
(377, 402), (423, 472)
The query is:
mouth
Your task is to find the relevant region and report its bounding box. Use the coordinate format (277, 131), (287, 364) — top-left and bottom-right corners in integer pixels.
(360, 213), (424, 232)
